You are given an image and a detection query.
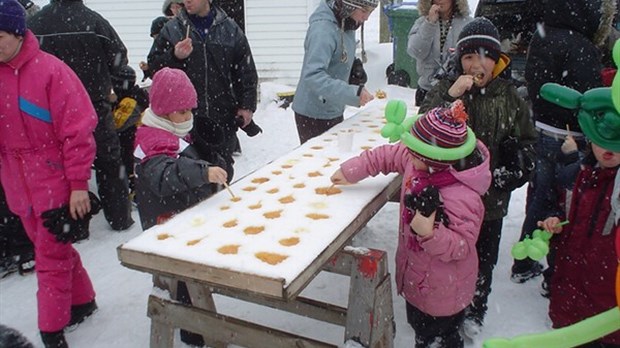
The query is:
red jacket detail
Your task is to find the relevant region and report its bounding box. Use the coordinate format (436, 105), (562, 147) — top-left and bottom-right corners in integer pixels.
(549, 164), (619, 344)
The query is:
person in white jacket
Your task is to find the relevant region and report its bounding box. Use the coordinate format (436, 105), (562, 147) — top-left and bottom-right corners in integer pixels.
(407, 0), (471, 106)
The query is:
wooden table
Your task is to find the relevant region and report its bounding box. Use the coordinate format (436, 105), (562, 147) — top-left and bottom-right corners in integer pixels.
(118, 97), (412, 347)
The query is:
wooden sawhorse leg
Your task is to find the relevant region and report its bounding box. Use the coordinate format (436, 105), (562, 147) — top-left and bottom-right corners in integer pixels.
(149, 275), (226, 348)
(325, 248), (395, 348)
(147, 247), (394, 348)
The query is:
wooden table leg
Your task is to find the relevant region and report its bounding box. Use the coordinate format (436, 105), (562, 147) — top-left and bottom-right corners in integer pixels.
(186, 281), (228, 348)
(148, 296), (175, 348)
(344, 249), (394, 348)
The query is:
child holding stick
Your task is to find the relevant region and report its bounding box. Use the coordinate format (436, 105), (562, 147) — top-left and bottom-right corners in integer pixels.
(133, 67), (227, 230)
(331, 101), (491, 347)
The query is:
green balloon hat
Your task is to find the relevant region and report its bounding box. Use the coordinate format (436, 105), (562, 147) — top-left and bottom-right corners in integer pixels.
(540, 40), (620, 152)
(483, 39), (620, 348)
(380, 99), (477, 162)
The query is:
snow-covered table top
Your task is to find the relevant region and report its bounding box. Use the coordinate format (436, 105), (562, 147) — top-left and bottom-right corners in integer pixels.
(118, 94), (417, 299)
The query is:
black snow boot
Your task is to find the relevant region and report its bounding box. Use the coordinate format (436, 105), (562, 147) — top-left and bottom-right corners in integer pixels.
(40, 330), (68, 348)
(66, 300), (98, 331)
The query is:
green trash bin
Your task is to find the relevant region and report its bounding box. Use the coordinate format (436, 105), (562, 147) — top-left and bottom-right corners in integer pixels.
(385, 4), (419, 88)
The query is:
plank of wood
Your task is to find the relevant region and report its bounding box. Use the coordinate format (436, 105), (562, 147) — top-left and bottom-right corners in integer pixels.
(211, 286), (348, 326)
(118, 246), (286, 298)
(369, 276), (395, 348)
(147, 295), (338, 348)
(150, 318), (174, 348)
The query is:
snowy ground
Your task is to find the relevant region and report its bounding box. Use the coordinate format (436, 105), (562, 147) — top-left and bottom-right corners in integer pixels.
(0, 1), (556, 347)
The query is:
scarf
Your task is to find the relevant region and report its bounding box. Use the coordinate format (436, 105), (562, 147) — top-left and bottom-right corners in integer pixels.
(141, 107), (193, 138)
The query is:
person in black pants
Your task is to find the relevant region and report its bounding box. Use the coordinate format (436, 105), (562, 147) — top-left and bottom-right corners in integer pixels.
(0, 184), (34, 277)
(28, 0), (134, 231)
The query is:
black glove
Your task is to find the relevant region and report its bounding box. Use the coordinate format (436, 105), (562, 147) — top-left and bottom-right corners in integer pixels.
(42, 192), (102, 244)
(404, 186), (450, 227)
(499, 136), (535, 173)
(495, 136), (534, 191)
(236, 117), (263, 137)
(493, 166), (526, 191)
(348, 58), (368, 86)
(404, 186), (440, 217)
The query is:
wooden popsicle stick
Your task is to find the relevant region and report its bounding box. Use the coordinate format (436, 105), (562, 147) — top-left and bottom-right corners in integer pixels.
(223, 182), (235, 198)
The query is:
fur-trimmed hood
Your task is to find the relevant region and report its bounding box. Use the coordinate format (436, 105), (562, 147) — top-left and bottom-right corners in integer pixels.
(416, 0), (470, 17)
(544, 0), (616, 47)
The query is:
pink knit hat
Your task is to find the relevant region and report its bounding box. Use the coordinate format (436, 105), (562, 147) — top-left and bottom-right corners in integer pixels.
(410, 101), (470, 168)
(149, 67), (197, 116)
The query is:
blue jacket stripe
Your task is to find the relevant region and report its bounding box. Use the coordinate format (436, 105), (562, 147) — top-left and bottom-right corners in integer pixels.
(19, 97), (51, 123)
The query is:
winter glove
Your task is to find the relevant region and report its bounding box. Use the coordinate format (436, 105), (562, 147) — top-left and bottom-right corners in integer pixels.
(494, 136), (535, 191)
(405, 186), (441, 217)
(493, 166), (526, 191)
(236, 117), (263, 137)
(42, 192), (102, 244)
(112, 97), (139, 131)
(348, 58), (368, 86)
(404, 186), (449, 227)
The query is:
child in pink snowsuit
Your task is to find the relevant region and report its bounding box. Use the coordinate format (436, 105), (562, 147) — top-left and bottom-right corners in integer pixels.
(0, 1), (98, 346)
(331, 101), (491, 347)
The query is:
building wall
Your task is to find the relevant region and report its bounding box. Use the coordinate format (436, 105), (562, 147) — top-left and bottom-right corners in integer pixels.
(83, 0), (161, 82)
(245, 0), (320, 86)
(32, 0), (322, 86)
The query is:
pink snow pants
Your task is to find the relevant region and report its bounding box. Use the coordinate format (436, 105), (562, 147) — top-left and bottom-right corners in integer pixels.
(20, 213), (96, 332)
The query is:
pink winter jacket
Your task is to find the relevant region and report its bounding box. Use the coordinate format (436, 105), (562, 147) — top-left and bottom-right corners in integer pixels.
(0, 31), (97, 216)
(340, 140), (491, 316)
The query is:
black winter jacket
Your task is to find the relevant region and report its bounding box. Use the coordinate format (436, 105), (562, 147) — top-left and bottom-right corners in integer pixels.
(134, 125), (221, 230)
(147, 6), (258, 139)
(421, 65), (537, 221)
(135, 154), (216, 230)
(525, 0), (616, 132)
(27, 0), (128, 103)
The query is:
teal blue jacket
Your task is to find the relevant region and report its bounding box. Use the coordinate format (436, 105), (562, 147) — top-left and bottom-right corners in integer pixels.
(292, 1), (361, 120)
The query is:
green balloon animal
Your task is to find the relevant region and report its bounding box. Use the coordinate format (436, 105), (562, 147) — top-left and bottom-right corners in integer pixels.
(483, 39), (620, 348)
(380, 99), (477, 160)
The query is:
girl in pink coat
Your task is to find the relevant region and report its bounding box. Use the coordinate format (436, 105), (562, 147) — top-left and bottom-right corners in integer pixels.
(0, 1), (98, 347)
(331, 100), (491, 347)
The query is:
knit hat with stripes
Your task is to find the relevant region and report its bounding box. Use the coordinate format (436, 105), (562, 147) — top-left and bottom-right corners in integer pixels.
(411, 101), (470, 168)
(456, 17), (501, 63)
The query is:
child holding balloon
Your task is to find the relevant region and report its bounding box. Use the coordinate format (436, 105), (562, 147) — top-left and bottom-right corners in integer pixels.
(331, 100), (491, 347)
(539, 140), (620, 346)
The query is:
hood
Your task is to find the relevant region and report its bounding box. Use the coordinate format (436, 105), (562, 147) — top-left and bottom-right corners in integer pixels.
(311, 0), (337, 23)
(416, 0), (470, 17)
(449, 140), (492, 196)
(492, 52), (511, 78)
(322, 0), (360, 30)
(544, 0), (616, 46)
(5, 30), (39, 70)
